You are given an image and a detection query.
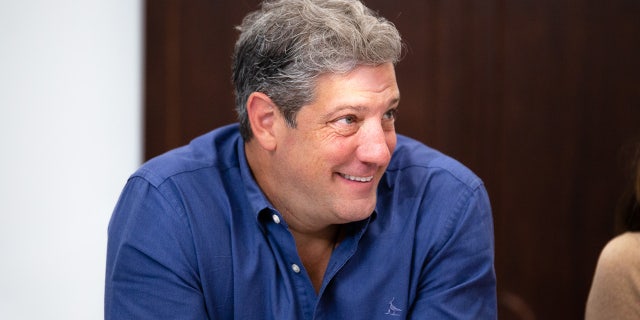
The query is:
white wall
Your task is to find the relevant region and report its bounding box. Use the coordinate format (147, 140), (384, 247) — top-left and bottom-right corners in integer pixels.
(0, 1), (142, 319)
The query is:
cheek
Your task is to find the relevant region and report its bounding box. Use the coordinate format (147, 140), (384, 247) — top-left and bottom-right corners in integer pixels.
(281, 135), (330, 172)
(304, 131), (349, 162)
(323, 138), (358, 164)
(386, 133), (397, 153)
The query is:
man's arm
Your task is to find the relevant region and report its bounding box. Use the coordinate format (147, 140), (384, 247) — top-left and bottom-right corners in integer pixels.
(105, 177), (208, 319)
(410, 184), (497, 319)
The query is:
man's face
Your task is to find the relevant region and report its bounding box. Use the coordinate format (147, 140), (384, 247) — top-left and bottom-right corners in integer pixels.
(269, 63), (399, 227)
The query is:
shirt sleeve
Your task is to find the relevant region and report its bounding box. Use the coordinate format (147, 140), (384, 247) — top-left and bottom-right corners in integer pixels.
(409, 184), (497, 319)
(105, 176), (208, 319)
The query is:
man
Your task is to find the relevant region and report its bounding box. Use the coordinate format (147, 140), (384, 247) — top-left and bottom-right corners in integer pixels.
(105, 0), (497, 318)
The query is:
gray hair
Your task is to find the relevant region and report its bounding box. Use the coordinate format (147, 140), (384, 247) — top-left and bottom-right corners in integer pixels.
(232, 0), (403, 141)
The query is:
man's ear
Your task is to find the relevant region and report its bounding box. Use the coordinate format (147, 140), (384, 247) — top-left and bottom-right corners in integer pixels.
(246, 92), (278, 151)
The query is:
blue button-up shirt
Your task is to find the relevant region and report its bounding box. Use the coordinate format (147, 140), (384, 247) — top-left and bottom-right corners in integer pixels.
(105, 124), (496, 319)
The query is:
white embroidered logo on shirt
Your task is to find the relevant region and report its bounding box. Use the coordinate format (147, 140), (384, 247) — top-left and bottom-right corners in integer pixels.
(385, 297), (402, 316)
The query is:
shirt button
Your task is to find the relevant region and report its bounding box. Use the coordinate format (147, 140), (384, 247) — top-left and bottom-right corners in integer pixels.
(291, 264), (301, 273)
(272, 214), (281, 224)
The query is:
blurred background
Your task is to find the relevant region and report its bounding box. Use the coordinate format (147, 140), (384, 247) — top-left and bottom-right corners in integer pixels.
(2, 0), (639, 319)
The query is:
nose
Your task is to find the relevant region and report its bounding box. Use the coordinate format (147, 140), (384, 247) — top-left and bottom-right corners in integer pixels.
(356, 121), (394, 166)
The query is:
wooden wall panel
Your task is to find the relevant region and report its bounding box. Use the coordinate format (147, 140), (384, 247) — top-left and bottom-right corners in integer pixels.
(144, 0), (261, 159)
(144, 0), (640, 318)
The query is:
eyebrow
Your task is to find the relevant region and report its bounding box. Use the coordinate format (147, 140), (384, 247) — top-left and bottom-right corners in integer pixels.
(321, 97), (401, 121)
(389, 97), (401, 107)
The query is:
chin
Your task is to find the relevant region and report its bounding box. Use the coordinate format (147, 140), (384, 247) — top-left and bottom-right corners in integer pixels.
(336, 200), (376, 222)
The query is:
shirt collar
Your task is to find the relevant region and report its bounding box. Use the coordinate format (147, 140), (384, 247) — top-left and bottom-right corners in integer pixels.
(236, 137), (275, 222)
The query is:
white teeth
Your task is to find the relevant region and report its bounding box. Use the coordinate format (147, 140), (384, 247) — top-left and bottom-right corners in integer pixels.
(341, 174), (373, 182)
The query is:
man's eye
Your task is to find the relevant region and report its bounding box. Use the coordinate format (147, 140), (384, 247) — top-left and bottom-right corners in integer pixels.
(383, 108), (398, 120)
(338, 115), (357, 125)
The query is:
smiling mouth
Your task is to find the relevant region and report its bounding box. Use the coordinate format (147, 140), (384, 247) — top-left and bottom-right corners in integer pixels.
(339, 173), (374, 182)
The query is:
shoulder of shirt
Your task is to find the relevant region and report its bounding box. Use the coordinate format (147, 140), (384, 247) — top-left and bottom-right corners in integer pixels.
(388, 134), (483, 190)
(130, 123), (241, 187)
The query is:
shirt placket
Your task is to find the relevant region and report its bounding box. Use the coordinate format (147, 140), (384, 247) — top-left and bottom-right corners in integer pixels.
(312, 218), (370, 318)
(263, 209), (318, 319)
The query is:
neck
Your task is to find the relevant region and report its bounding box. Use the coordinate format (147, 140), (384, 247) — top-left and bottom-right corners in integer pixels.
(290, 224), (341, 249)
(291, 224), (342, 293)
